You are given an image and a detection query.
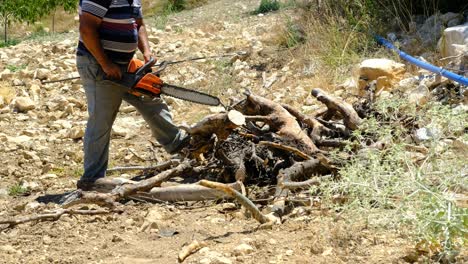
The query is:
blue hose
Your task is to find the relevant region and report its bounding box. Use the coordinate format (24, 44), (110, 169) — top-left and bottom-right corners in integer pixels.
(374, 35), (468, 86)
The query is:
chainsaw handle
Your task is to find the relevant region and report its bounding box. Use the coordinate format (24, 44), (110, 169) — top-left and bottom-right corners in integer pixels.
(135, 57), (156, 76)
(153, 61), (168, 76)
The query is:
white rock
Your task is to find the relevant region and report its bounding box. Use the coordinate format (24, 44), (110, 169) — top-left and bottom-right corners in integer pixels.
(7, 135), (31, 145)
(68, 126), (85, 139)
(12, 79), (25, 86)
(35, 68), (50, 80)
(414, 127), (441, 142)
(15, 97), (36, 112)
(439, 22), (468, 57)
(233, 244), (254, 256)
(22, 181), (40, 191)
(0, 188), (8, 198)
(359, 58), (406, 81)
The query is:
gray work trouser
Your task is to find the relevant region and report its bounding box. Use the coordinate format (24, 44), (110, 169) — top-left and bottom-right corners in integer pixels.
(76, 54), (185, 181)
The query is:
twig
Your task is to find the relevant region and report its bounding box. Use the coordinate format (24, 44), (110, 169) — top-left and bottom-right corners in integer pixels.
(106, 160), (180, 173)
(281, 175), (333, 189)
(199, 180), (270, 224)
(0, 209), (111, 228)
(259, 141), (311, 160)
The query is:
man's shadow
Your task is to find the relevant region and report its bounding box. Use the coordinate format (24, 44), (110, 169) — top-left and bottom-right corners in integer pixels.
(35, 191), (79, 205)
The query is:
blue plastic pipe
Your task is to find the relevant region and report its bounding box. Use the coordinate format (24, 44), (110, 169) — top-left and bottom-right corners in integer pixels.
(374, 35), (468, 86)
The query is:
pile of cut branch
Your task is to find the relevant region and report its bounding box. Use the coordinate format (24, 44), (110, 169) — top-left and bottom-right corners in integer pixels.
(1, 88), (363, 227)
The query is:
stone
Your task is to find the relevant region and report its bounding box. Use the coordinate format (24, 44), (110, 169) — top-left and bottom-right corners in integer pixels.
(148, 36), (160, 44)
(15, 97), (36, 112)
(22, 181), (41, 191)
(12, 79), (25, 86)
(414, 127), (441, 143)
(7, 135), (32, 145)
(233, 244), (254, 256)
(68, 126), (85, 139)
(438, 22), (468, 57)
(407, 84), (430, 105)
(359, 58), (406, 82)
(211, 257), (232, 264)
(0, 69), (13, 80)
(35, 68), (50, 80)
(376, 76), (391, 94)
(0, 245), (19, 254)
(0, 188), (8, 199)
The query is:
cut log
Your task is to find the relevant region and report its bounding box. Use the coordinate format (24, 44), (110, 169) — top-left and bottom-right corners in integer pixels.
(311, 88), (362, 130)
(187, 110), (245, 140)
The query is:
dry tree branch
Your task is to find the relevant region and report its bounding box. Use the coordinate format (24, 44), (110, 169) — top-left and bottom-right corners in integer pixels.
(199, 180), (270, 224)
(259, 141), (311, 160)
(63, 162), (193, 208)
(311, 88), (362, 130)
(106, 160), (180, 173)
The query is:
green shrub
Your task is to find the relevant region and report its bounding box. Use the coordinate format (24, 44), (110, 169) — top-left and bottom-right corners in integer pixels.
(8, 184), (28, 196)
(253, 0), (281, 15)
(0, 39), (20, 48)
(317, 95), (468, 259)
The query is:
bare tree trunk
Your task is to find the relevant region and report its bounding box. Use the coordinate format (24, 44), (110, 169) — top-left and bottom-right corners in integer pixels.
(52, 9), (56, 33)
(4, 15), (7, 43)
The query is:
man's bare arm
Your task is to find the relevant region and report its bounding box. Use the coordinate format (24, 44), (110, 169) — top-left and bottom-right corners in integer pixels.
(80, 12), (122, 79)
(136, 18), (155, 65)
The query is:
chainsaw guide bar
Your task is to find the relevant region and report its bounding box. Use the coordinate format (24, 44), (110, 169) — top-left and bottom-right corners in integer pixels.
(161, 84), (221, 106)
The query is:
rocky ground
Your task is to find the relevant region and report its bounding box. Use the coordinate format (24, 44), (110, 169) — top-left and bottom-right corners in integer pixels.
(0, 0), (466, 263)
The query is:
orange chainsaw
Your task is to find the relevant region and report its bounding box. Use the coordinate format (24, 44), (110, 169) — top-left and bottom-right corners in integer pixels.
(112, 57), (221, 106)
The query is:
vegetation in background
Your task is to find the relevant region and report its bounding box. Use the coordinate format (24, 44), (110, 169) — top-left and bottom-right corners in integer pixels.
(253, 0), (281, 15)
(0, 0), (77, 44)
(316, 95), (468, 261)
(153, 0), (208, 29)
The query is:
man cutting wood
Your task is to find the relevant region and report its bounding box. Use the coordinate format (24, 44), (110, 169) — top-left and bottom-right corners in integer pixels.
(76, 0), (189, 191)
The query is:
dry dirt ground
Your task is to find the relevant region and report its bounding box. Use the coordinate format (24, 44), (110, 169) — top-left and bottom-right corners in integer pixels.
(0, 0), (426, 263)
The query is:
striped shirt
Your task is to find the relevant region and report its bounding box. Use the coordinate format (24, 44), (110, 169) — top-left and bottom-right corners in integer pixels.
(77, 0), (142, 64)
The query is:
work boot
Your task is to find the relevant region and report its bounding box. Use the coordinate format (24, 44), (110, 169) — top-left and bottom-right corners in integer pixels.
(168, 134), (191, 154)
(76, 178), (121, 192)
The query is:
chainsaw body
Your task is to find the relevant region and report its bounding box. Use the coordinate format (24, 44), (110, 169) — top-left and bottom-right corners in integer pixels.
(108, 58), (221, 106)
(125, 58), (164, 98)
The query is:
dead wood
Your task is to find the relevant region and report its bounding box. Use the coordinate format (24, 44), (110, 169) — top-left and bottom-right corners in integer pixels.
(178, 240), (208, 263)
(281, 103), (334, 142)
(142, 182), (242, 202)
(185, 110), (245, 139)
(63, 162), (193, 208)
(0, 209), (111, 228)
(199, 180), (270, 224)
(311, 88), (362, 130)
(106, 160), (179, 173)
(241, 92), (318, 154)
(278, 159), (328, 187)
(281, 175), (333, 189)
(259, 141), (311, 160)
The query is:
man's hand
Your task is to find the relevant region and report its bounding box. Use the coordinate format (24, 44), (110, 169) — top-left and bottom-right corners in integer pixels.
(102, 61), (122, 80)
(143, 51), (156, 66)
